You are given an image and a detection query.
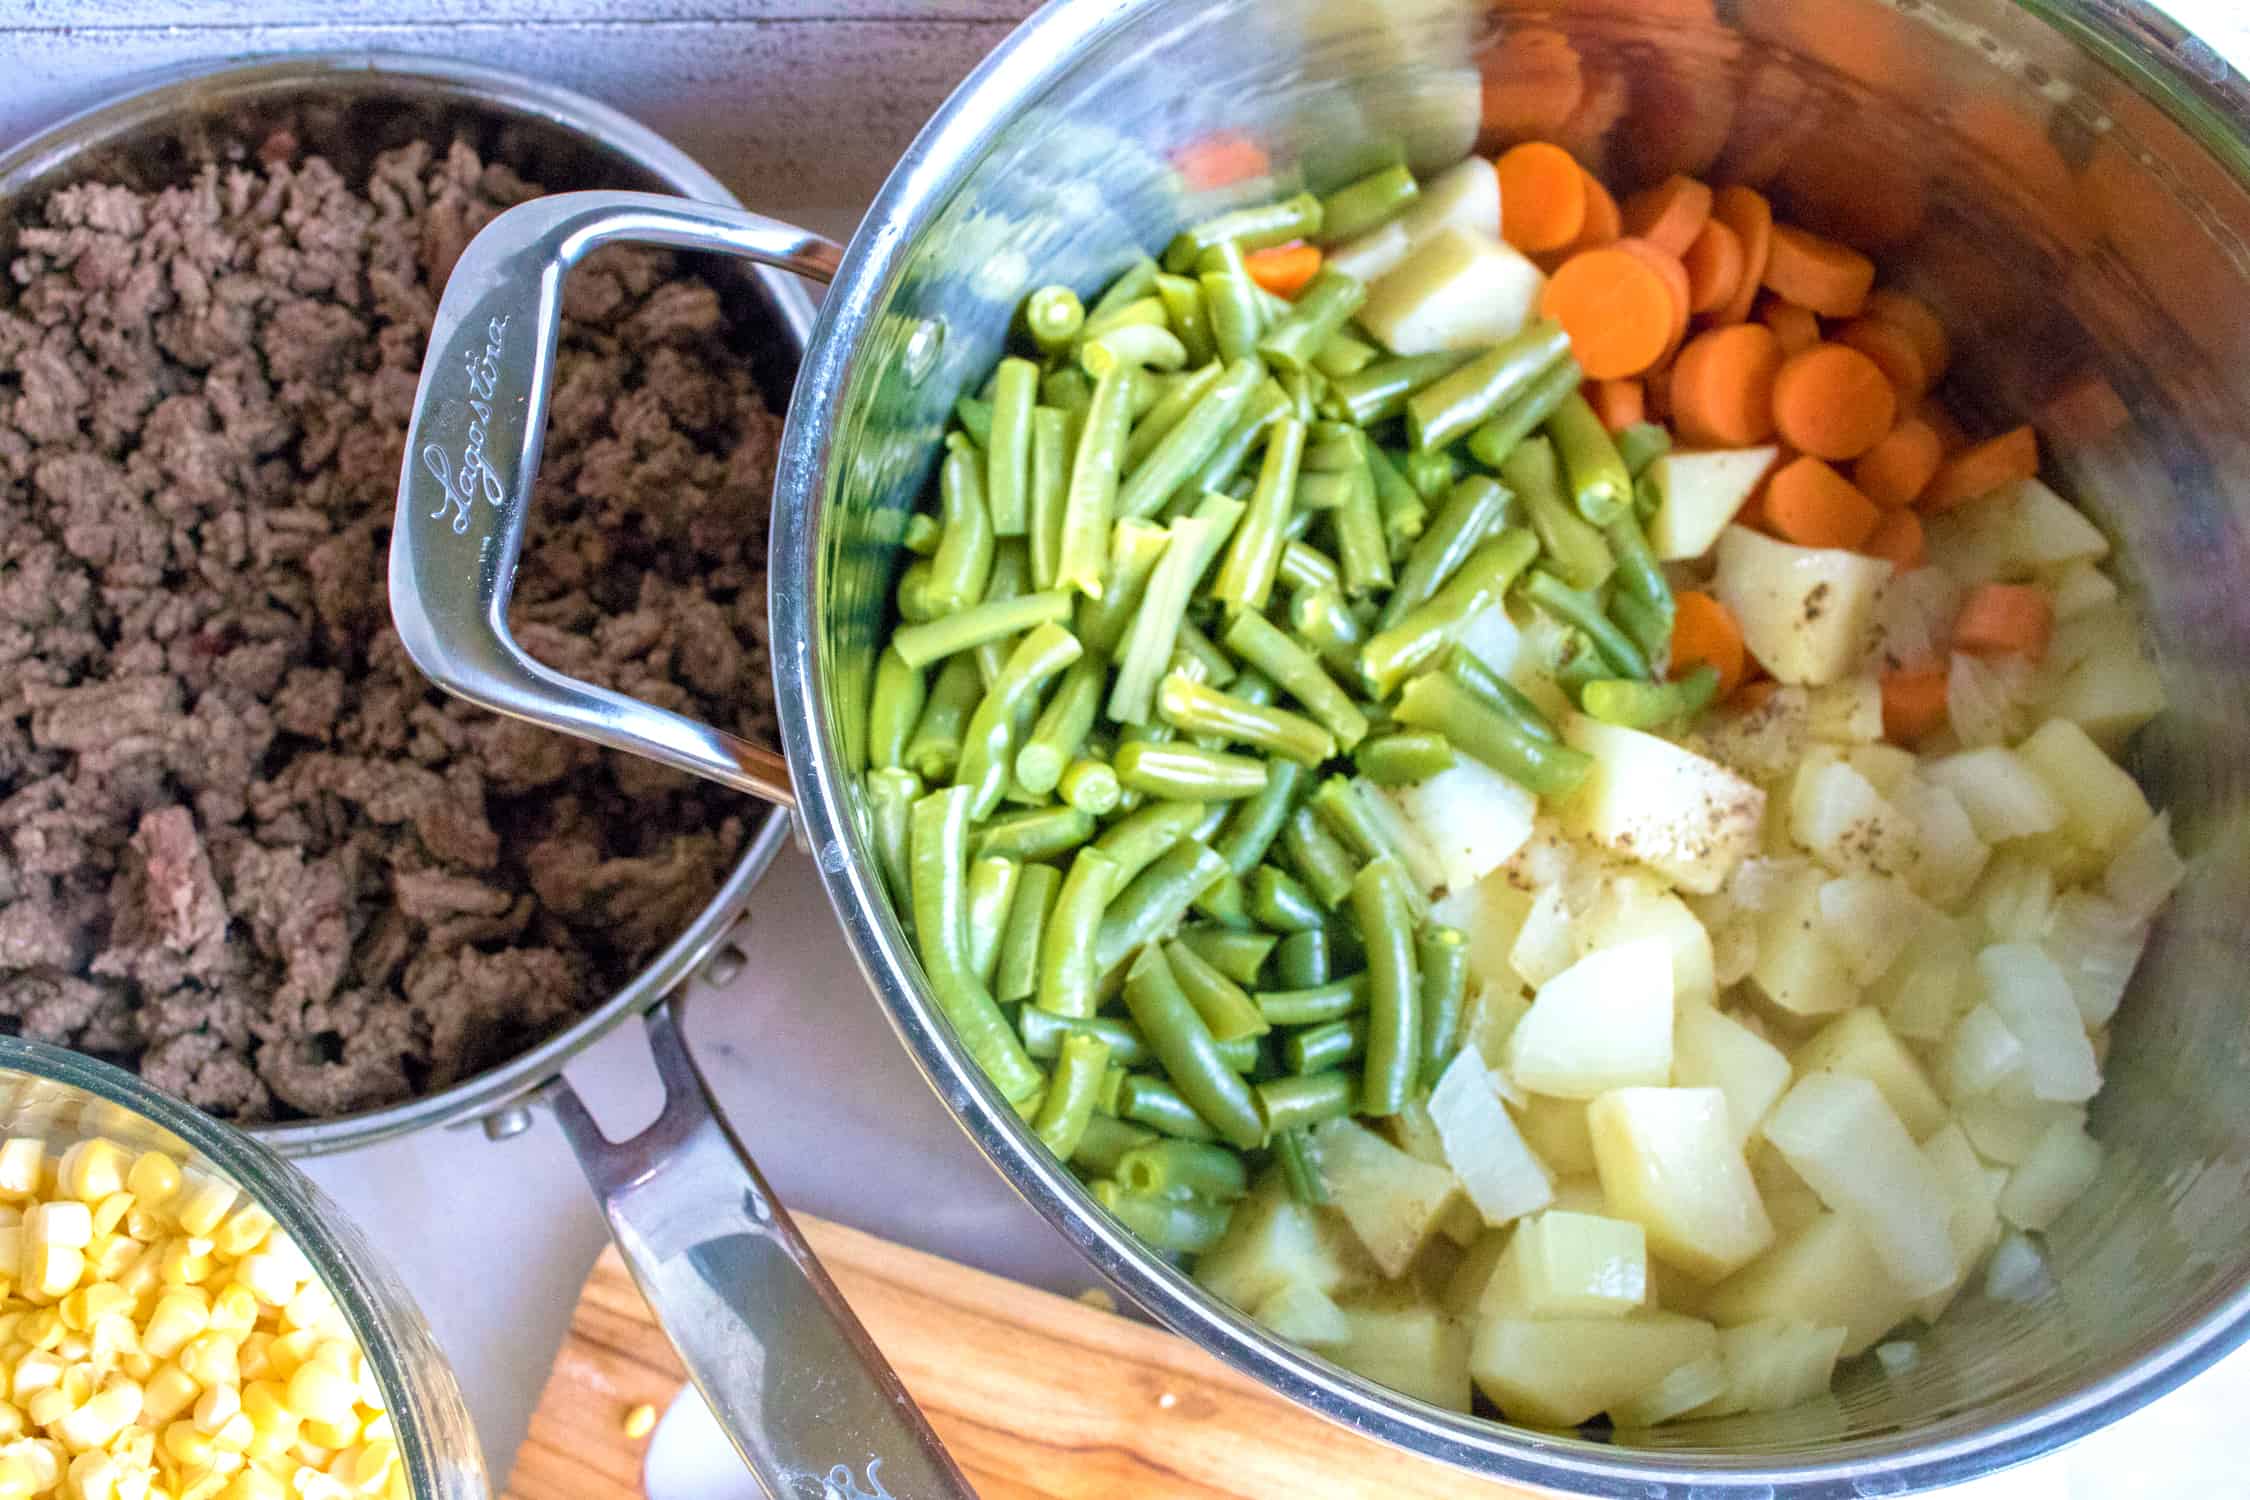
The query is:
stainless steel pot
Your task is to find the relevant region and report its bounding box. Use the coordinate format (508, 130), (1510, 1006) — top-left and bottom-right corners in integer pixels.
(396, 0), (2250, 1493)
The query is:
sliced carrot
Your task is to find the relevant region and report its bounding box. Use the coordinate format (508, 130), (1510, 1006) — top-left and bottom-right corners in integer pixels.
(1668, 323), (1783, 446)
(1732, 676), (1780, 713)
(1621, 174), (1714, 259)
(1710, 185), (1774, 326)
(1881, 667), (1949, 743)
(1587, 378), (1644, 433)
(1758, 296), (1821, 355)
(1761, 223), (1876, 319)
(1770, 342), (1897, 461)
(1538, 246), (1676, 379)
(1682, 218), (1744, 315)
(1920, 424), (2039, 511)
(1862, 506), (1926, 570)
(1864, 289), (1950, 384)
(1244, 243), (1323, 299)
(1497, 142), (1589, 253)
(1832, 317), (1928, 403)
(1953, 582), (2054, 661)
(1852, 418), (1944, 508)
(1670, 590), (1747, 699)
(1567, 166), (1623, 251)
(1612, 235), (1691, 361)
(1175, 132), (1269, 192)
(1763, 455), (1880, 550)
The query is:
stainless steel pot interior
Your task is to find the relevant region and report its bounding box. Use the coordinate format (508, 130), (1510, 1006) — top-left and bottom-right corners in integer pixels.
(773, 0), (2250, 1490)
(0, 55), (810, 1156)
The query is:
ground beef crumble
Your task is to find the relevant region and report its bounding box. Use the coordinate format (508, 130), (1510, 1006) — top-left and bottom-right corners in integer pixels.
(0, 138), (782, 1120)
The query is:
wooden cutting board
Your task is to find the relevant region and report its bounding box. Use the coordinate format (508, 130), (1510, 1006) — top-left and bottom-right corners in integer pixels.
(504, 1214), (1533, 1500)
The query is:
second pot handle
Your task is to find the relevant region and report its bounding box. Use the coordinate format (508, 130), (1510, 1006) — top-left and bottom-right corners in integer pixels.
(389, 191), (841, 805)
(548, 992), (974, 1500)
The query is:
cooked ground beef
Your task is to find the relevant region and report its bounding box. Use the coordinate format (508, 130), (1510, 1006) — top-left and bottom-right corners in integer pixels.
(0, 137), (782, 1119)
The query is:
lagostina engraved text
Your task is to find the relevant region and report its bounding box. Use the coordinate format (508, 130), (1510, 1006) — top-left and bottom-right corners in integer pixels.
(422, 314), (511, 534)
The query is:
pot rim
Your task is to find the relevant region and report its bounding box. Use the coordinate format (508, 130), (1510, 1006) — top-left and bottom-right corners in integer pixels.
(768, 0), (2250, 1491)
(0, 52), (811, 1157)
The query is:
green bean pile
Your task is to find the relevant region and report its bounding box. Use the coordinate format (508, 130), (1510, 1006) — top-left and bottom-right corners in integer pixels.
(863, 165), (1696, 1258)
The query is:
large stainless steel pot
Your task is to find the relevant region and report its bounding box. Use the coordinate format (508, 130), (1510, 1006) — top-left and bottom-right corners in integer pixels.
(397, 0), (2250, 1493)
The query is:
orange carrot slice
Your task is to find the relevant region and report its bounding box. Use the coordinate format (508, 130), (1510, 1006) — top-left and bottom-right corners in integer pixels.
(1587, 378), (1645, 432)
(1761, 223), (1876, 318)
(1497, 142), (1590, 252)
(1244, 243), (1323, 299)
(1671, 590), (1748, 698)
(1668, 323), (1784, 446)
(1622, 174), (1714, 259)
(1758, 297), (1821, 355)
(1852, 419), (1944, 508)
(1731, 676), (1780, 713)
(1568, 167), (1623, 251)
(1881, 667), (1949, 743)
(1862, 506), (1926, 570)
(1865, 289), (1951, 384)
(1771, 342), (1898, 460)
(1612, 235), (1691, 361)
(1764, 455), (1881, 550)
(1711, 185), (1774, 326)
(1834, 317), (1929, 401)
(1682, 218), (1744, 316)
(1538, 246), (1676, 379)
(1953, 583), (2054, 661)
(1921, 425), (2039, 511)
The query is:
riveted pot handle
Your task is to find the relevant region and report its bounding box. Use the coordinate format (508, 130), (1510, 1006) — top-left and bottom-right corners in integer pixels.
(389, 192), (841, 805)
(548, 992), (975, 1500)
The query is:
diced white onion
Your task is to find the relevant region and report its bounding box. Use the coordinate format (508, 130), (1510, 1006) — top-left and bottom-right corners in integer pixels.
(1875, 1340), (1919, 1375)
(2042, 891), (2148, 1027)
(1944, 1004), (2025, 1102)
(1977, 944), (2101, 1104)
(1984, 1230), (2050, 1302)
(2104, 811), (2186, 922)
(1872, 568), (1963, 673)
(1946, 651), (2030, 748)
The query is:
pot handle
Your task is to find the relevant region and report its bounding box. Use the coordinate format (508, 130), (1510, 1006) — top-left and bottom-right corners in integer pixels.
(389, 191), (841, 806)
(548, 991), (975, 1500)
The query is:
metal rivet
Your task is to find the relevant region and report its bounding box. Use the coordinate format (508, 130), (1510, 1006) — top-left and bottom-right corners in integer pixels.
(902, 318), (946, 383)
(700, 942), (749, 988)
(481, 1106), (535, 1141)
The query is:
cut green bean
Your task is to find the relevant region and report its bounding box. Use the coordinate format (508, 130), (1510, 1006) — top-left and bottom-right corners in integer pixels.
(1192, 870), (1250, 929)
(1117, 358), (1266, 521)
(908, 788), (1043, 1101)
(1110, 497), (1242, 724)
(1043, 365), (1094, 424)
(1084, 322), (1189, 374)
(1221, 611), (1370, 750)
(1096, 842), (1231, 972)
(986, 357), (1038, 538)
(1210, 417), (1306, 615)
(1612, 588), (1675, 670)
(953, 398), (991, 449)
(1114, 742), (1269, 802)
(1198, 253), (1263, 365)
(1164, 939), (1270, 1042)
(1156, 673), (1335, 767)
(965, 856), (1019, 987)
(1285, 1017), (1368, 1076)
(1056, 353), (1136, 597)
(903, 653), (983, 780)
(1354, 730), (1455, 785)
(1257, 269), (1368, 372)
(1124, 360), (1224, 473)
(1073, 520), (1171, 660)
(1092, 1181), (1232, 1254)
(968, 542), (1031, 690)
(1523, 569), (1650, 679)
(1320, 164), (1420, 243)
(1582, 664), (1721, 728)
(901, 512), (941, 556)
(1081, 293), (1169, 344)
(1361, 528), (1540, 695)
(1313, 332), (1378, 380)
(1173, 619), (1237, 687)
(1086, 255), (1160, 324)
(1154, 271), (1217, 367)
(1277, 365), (1327, 424)
(1072, 1114), (1158, 1174)
(1177, 925), (1278, 986)
(1094, 802), (1206, 887)
(899, 562), (937, 623)
(928, 433), (996, 614)
(1021, 1006), (1151, 1068)
(1025, 284), (1085, 354)
(1465, 356), (1582, 472)
(1034, 1032), (1110, 1160)
(1616, 420), (1672, 477)
(1277, 539), (1343, 596)
(1059, 758), (1122, 816)
(1121, 945), (1266, 1151)
(1289, 586), (1367, 680)
(1028, 406), (1070, 589)
(996, 862), (1062, 1004)
(868, 647), (926, 772)
(1404, 446), (1457, 503)
(1039, 846), (1120, 1019)
(1280, 805), (1358, 908)
(955, 623), (1082, 818)
(1351, 859), (1419, 1117)
(1406, 320), (1571, 454)
(1329, 351), (1477, 427)
(1380, 474), (1513, 628)
(1394, 670), (1592, 795)
(1547, 391), (1634, 527)
(1366, 445), (1428, 561)
(1248, 865), (1325, 933)
(865, 767), (921, 908)
(1117, 1139), (1250, 1202)
(1503, 435), (1614, 592)
(1016, 657), (1105, 796)
(1257, 974), (1368, 1028)
(1272, 929), (1332, 991)
(1210, 758), (1304, 879)
(892, 589), (1073, 671)
(1257, 1072), (1356, 1138)
(974, 804), (1096, 863)
(1273, 1125), (1329, 1205)
(1446, 649), (1559, 742)
(1416, 924), (1470, 1087)
(1331, 438), (1392, 598)
(1164, 192), (1324, 271)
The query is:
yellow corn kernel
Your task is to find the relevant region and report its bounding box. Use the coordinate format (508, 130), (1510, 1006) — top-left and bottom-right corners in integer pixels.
(0, 1455), (32, 1500)
(237, 1384), (288, 1433)
(280, 1365), (353, 1429)
(113, 1242), (163, 1302)
(622, 1402), (657, 1439)
(27, 1203), (92, 1253)
(61, 1282), (130, 1333)
(56, 1142), (125, 1206)
(20, 1312), (63, 1352)
(124, 1155), (180, 1209)
(210, 1413), (253, 1456)
(24, 1242), (83, 1302)
(157, 1241), (211, 1290)
(56, 1377), (141, 1452)
(161, 1421), (213, 1469)
(178, 1474), (227, 1500)
(25, 1385), (73, 1428)
(299, 1417), (358, 1453)
(140, 1364), (197, 1425)
(52, 1333), (87, 1364)
(0, 1227), (22, 1284)
(0, 1143), (45, 1204)
(69, 1449), (123, 1500)
(190, 1386), (237, 1437)
(12, 1352), (62, 1403)
(10, 1440), (61, 1493)
(90, 1195), (131, 1241)
(118, 1351), (154, 1383)
(261, 1334), (317, 1384)
(142, 1290), (208, 1361)
(167, 1178), (233, 1242)
(217, 1467), (280, 1500)
(206, 1287), (256, 1339)
(174, 1334), (235, 1391)
(0, 1405), (22, 1442)
(353, 1415), (390, 1447)
(335, 1440), (393, 1495)
(209, 1211), (271, 1264)
(277, 1289), (336, 1339)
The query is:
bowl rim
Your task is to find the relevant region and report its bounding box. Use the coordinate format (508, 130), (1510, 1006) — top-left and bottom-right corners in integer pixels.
(768, 0), (2250, 1491)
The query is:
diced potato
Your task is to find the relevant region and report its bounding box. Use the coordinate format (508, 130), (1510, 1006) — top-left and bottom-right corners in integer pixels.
(1648, 448), (1781, 561)
(1749, 880), (1857, 1017)
(1996, 477), (2111, 568)
(1507, 939), (1675, 1099)
(1559, 715), (1766, 894)
(1427, 1049), (1554, 1227)
(1840, 742), (1917, 795)
(1392, 757), (1537, 893)
(2042, 891), (2148, 1027)
(1441, 1229), (1513, 1317)
(2047, 559), (2118, 620)
(1869, 920), (1975, 1042)
(1433, 873), (1536, 993)
(1922, 748), (2065, 844)
(1806, 676), (1883, 743)
(1194, 1173), (1372, 1309)
(1692, 685), (1811, 783)
(1471, 1311), (1718, 1427)
(1327, 217), (1413, 283)
(2014, 718), (2153, 865)
(1361, 227), (1544, 354)
(1706, 1320), (1847, 1415)
(1509, 882), (1582, 990)
(1704, 1211), (1915, 1357)
(2046, 633), (2165, 750)
(1589, 1087), (1774, 1282)
(1252, 1281), (1352, 1348)
(1611, 1353), (1729, 1428)
(1977, 944), (2100, 1103)
(1956, 1091), (2085, 1168)
(1815, 873), (1933, 986)
(1997, 1117), (2102, 1232)
(1492, 1209), (1648, 1319)
(1672, 1006), (1792, 1147)
(1969, 852), (2056, 943)
(1763, 1073), (1958, 1297)
(1789, 760), (1917, 878)
(1313, 1118), (1463, 1278)
(1337, 1289), (1474, 1411)
(1791, 1008), (1947, 1141)
(1890, 774), (1991, 907)
(1511, 1094), (1597, 1174)
(1550, 1175), (1608, 1216)
(1712, 526), (1893, 686)
(1395, 156), (1502, 248)
(1942, 1003), (2024, 1103)
(2105, 810), (2186, 922)
(1914, 1122), (2005, 1323)
(1577, 873), (1717, 1009)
